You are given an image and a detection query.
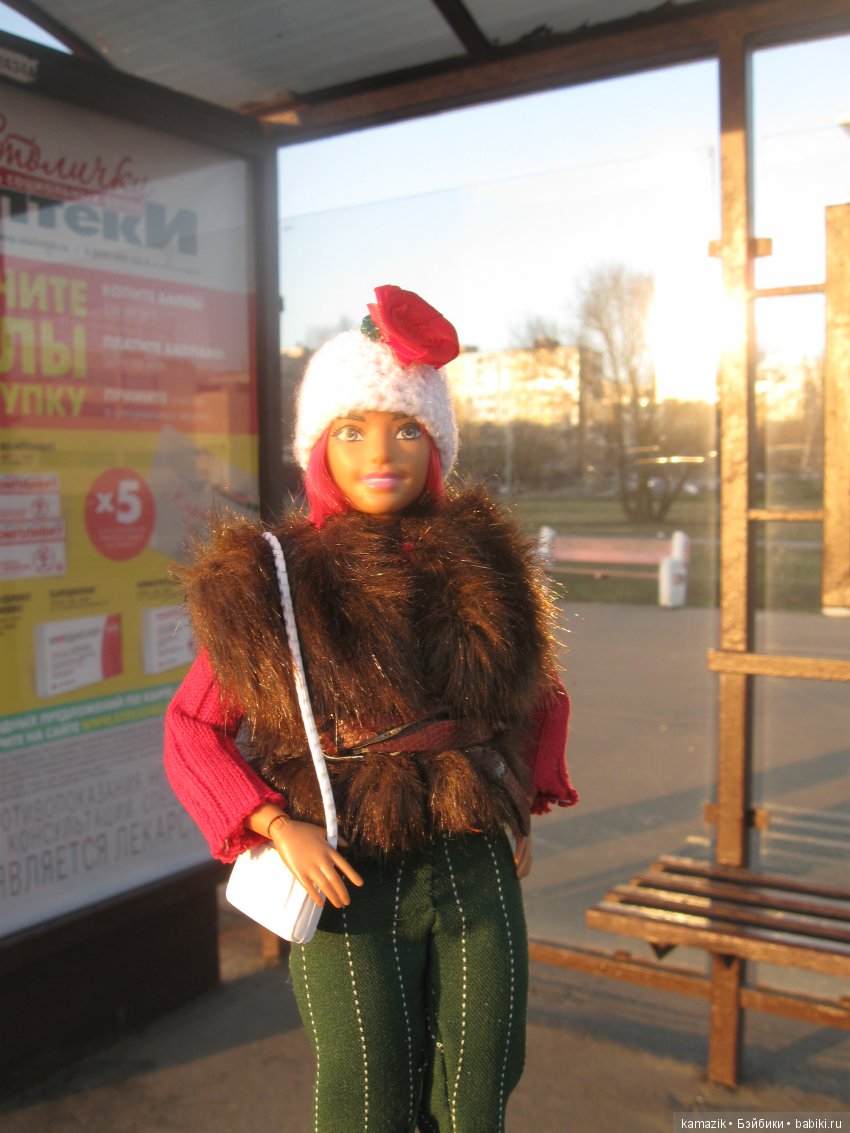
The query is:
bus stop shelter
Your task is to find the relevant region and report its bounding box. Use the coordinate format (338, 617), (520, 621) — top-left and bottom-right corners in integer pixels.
(1, 0), (849, 1097)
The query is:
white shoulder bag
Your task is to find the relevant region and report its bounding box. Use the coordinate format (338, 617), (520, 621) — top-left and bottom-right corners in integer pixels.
(225, 531), (337, 944)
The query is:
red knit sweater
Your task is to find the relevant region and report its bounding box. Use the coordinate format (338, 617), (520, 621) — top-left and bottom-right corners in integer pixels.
(164, 651), (576, 863)
(164, 651), (283, 862)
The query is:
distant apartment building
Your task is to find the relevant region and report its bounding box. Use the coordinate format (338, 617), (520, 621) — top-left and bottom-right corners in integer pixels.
(283, 340), (604, 438)
(444, 344), (590, 427)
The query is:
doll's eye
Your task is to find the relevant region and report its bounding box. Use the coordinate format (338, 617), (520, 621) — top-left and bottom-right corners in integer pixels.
(331, 424), (363, 442)
(397, 421), (422, 440)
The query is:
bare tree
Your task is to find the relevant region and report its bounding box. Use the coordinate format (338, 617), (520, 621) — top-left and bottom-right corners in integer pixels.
(510, 316), (562, 350)
(577, 264), (696, 521)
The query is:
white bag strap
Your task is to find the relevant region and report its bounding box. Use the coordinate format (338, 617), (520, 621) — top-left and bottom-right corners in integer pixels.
(262, 531), (338, 849)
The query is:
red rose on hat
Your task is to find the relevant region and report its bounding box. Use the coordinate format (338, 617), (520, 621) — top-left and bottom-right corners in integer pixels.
(366, 285), (460, 369)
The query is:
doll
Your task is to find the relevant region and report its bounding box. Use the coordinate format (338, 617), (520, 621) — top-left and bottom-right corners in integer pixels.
(164, 285), (576, 1133)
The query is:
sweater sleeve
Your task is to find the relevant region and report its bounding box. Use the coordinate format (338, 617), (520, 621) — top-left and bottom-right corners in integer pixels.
(525, 678), (578, 815)
(164, 650), (284, 863)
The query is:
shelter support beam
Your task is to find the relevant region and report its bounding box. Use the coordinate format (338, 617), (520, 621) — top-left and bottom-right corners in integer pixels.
(252, 149), (284, 519)
(263, 0), (850, 144)
(823, 204), (850, 611)
(709, 955), (744, 1088)
(708, 24), (755, 1086)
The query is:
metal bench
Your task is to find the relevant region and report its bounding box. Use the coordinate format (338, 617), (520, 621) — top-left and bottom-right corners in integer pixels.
(586, 855), (850, 1083)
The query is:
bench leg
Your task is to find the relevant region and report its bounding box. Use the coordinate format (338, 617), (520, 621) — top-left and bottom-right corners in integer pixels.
(708, 954), (743, 1086)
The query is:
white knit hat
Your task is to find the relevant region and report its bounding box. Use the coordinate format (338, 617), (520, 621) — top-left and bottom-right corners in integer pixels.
(293, 286), (460, 474)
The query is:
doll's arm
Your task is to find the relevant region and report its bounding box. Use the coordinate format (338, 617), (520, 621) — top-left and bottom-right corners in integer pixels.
(244, 804), (364, 908)
(164, 650), (284, 862)
(525, 678), (578, 815)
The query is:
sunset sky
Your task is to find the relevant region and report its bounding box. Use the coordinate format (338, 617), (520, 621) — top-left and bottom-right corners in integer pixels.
(278, 34), (849, 402)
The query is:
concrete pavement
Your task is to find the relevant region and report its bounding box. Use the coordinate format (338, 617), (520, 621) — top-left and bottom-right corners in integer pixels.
(1, 906), (848, 1132)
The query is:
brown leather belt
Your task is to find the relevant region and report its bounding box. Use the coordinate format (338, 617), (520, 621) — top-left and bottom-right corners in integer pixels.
(322, 713), (495, 759)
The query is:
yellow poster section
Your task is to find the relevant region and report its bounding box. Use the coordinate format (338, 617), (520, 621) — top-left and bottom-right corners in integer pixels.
(0, 426), (258, 719)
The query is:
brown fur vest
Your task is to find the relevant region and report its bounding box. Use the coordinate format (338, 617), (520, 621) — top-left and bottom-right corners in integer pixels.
(181, 487), (557, 856)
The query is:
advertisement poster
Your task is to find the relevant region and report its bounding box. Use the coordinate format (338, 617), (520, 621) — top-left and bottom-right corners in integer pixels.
(0, 79), (259, 935)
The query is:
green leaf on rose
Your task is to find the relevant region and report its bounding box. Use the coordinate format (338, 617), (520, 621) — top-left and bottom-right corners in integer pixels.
(360, 314), (382, 341)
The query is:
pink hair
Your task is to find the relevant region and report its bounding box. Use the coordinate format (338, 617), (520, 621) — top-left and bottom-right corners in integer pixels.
(304, 427), (445, 528)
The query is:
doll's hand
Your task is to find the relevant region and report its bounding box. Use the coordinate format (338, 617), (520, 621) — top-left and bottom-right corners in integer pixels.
(514, 833), (533, 879)
(270, 817), (364, 908)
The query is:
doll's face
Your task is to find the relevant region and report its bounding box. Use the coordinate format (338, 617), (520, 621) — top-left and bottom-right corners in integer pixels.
(326, 409), (431, 515)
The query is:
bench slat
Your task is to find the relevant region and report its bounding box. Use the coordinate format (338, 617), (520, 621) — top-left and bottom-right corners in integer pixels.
(629, 873), (850, 924)
(550, 565), (658, 580)
(653, 856), (850, 903)
(609, 884), (850, 946)
(587, 901), (850, 977)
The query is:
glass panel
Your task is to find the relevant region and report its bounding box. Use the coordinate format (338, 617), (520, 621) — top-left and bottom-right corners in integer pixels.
(525, 603), (718, 961)
(752, 34), (850, 290)
(755, 577), (850, 654)
(754, 522), (824, 627)
(753, 294), (824, 510)
(749, 35), (850, 998)
(280, 61), (721, 959)
(749, 675), (850, 996)
(751, 291), (827, 639)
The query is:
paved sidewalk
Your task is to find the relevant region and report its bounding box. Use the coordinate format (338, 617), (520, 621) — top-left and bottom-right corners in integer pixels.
(2, 911), (848, 1133)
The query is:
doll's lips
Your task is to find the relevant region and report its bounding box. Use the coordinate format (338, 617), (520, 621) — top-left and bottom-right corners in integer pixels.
(362, 473), (402, 489)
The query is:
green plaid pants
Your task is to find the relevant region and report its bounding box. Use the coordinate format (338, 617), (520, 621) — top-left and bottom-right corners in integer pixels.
(289, 831), (528, 1133)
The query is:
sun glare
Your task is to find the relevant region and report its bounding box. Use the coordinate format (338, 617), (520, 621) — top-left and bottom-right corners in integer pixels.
(646, 267), (724, 403)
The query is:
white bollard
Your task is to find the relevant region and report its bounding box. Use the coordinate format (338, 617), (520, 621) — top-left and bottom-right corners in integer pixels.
(671, 530), (690, 564)
(537, 525), (556, 568)
(659, 556), (688, 608)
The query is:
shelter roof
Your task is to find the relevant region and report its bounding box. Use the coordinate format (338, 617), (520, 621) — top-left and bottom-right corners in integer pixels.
(6, 0), (847, 142)
(9, 0), (716, 139)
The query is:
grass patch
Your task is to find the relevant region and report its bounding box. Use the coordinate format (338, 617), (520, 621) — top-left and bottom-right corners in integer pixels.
(503, 490), (716, 541)
(504, 490), (823, 611)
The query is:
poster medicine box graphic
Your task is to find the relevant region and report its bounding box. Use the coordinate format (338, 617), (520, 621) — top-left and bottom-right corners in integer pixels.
(0, 80), (259, 936)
